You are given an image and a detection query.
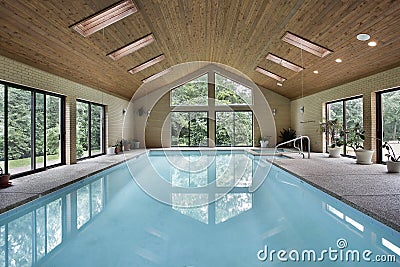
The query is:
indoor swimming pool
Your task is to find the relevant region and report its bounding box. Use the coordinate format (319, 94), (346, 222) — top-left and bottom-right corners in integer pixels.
(0, 150), (399, 266)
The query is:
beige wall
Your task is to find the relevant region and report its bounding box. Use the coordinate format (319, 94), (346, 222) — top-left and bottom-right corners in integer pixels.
(0, 55), (132, 163)
(257, 85), (291, 143)
(291, 66), (400, 159)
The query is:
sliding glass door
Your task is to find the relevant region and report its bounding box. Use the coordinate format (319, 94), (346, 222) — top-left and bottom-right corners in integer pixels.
(0, 81), (65, 177)
(377, 88), (400, 162)
(326, 96), (363, 157)
(76, 100), (105, 159)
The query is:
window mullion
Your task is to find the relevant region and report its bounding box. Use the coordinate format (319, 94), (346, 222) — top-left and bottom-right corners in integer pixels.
(43, 95), (47, 168)
(343, 100), (347, 156)
(4, 85), (9, 174)
(31, 92), (36, 170)
(88, 103), (92, 157)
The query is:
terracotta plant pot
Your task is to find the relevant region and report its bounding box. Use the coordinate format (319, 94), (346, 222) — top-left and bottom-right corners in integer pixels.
(123, 144), (131, 151)
(0, 173), (11, 185)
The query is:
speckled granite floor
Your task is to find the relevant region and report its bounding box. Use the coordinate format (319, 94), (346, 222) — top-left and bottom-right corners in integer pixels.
(273, 153), (400, 232)
(1, 150), (399, 232)
(0, 150), (146, 213)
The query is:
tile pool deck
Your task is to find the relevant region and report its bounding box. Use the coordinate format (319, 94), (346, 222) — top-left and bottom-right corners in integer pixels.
(0, 150), (399, 232)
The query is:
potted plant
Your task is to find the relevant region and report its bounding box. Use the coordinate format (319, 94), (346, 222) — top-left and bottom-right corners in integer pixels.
(382, 142), (400, 173)
(0, 167), (11, 186)
(259, 136), (270, 148)
(122, 139), (131, 151)
(319, 119), (343, 158)
(278, 128), (296, 147)
(131, 139), (140, 149)
(344, 123), (374, 164)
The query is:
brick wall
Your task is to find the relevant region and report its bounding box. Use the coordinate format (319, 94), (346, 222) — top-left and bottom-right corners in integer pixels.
(291, 66), (400, 161)
(0, 55), (131, 164)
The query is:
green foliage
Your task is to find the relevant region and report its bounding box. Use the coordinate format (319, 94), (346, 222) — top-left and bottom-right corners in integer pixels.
(171, 112), (208, 146)
(215, 74), (252, 105)
(216, 112), (252, 146)
(171, 74), (208, 106)
(343, 122), (365, 151)
(382, 90), (400, 142)
(319, 118), (344, 148)
(76, 102), (88, 158)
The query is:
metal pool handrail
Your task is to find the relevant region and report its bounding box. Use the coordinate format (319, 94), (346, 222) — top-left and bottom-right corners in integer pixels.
(276, 135), (311, 159)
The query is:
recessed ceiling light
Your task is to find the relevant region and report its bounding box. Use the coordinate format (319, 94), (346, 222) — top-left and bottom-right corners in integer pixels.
(266, 53), (304, 72)
(277, 82), (283, 87)
(282, 32), (333, 58)
(142, 68), (171, 83)
(255, 67), (286, 82)
(313, 70), (319, 74)
(71, 0), (137, 37)
(368, 41), (377, 47)
(335, 58), (342, 63)
(356, 33), (370, 41)
(128, 54), (165, 74)
(107, 34), (155, 60)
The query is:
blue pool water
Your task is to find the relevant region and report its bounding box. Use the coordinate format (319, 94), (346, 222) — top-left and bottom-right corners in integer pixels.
(0, 150), (399, 266)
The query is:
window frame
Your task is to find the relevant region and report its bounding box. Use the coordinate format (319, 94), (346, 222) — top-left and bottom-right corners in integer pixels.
(325, 95), (363, 157)
(170, 111), (209, 147)
(76, 99), (106, 160)
(0, 80), (66, 178)
(376, 87), (400, 163)
(215, 110), (254, 147)
(170, 73), (209, 107)
(214, 72), (254, 106)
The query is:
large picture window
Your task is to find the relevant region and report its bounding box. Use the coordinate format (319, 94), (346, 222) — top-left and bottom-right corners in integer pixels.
(326, 96), (363, 157)
(377, 88), (400, 162)
(170, 74), (208, 106)
(76, 100), (105, 159)
(0, 81), (64, 177)
(215, 73), (252, 105)
(171, 112), (208, 147)
(169, 71), (254, 147)
(216, 111), (253, 146)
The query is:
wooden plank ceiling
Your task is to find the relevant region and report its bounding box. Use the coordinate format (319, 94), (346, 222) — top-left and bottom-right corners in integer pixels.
(0, 0), (399, 100)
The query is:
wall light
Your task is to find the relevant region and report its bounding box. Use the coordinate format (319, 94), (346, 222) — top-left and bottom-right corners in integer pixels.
(272, 108), (276, 116)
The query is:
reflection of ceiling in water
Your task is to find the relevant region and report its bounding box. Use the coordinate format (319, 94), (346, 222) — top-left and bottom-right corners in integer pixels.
(170, 153), (253, 224)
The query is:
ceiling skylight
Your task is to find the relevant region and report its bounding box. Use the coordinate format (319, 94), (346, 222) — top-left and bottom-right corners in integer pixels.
(266, 53), (304, 72)
(142, 68), (171, 83)
(282, 32), (333, 58)
(71, 0), (137, 37)
(128, 54), (165, 74)
(255, 67), (286, 82)
(108, 34), (155, 60)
